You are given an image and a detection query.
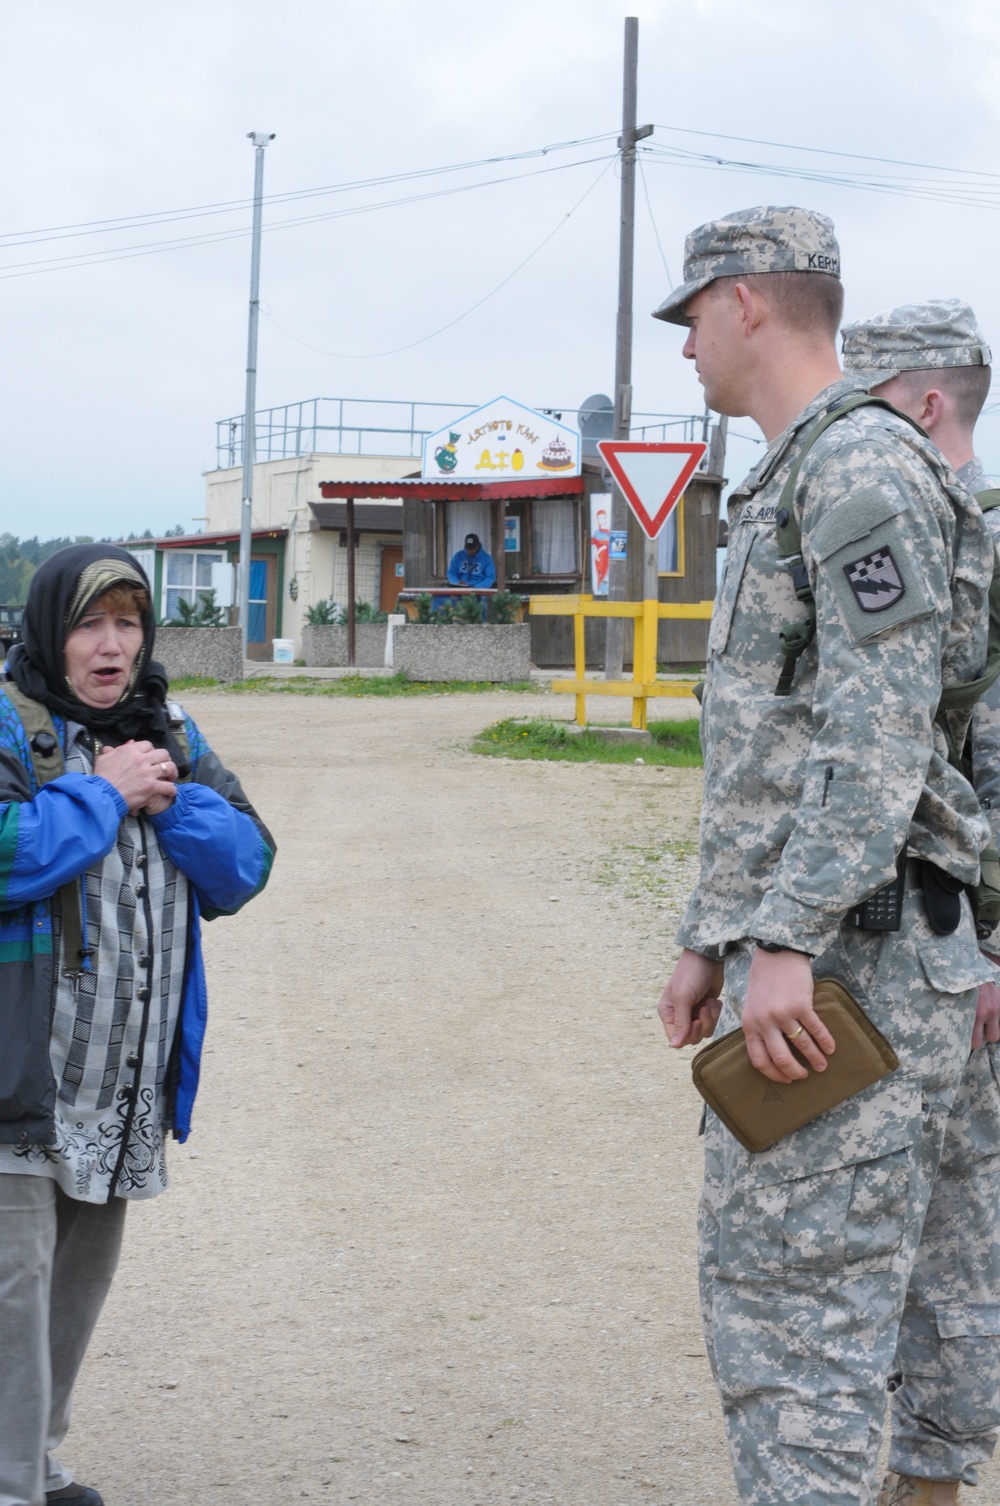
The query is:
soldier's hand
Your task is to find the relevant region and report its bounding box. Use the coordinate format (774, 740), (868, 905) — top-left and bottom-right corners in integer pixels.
(741, 948), (835, 1083)
(972, 978), (1000, 1051)
(658, 948), (724, 1048)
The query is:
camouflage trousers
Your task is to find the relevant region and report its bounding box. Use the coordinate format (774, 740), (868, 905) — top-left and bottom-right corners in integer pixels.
(887, 1039), (1000, 1485)
(698, 890), (995, 1506)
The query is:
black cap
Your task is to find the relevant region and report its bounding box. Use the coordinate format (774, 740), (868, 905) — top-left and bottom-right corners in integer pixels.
(464, 533), (480, 550)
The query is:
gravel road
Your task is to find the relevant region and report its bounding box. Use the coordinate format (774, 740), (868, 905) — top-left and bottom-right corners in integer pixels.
(66, 690), (1000, 1506)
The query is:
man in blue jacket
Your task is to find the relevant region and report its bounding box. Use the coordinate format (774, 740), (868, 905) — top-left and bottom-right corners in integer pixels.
(447, 532), (496, 588)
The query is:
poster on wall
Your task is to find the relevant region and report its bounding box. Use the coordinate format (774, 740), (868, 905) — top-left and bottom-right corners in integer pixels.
(422, 396), (581, 481)
(590, 492), (612, 598)
(504, 515), (521, 553)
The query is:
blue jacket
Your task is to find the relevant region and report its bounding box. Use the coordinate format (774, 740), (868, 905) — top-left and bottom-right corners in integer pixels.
(447, 547), (497, 588)
(0, 700), (274, 1146)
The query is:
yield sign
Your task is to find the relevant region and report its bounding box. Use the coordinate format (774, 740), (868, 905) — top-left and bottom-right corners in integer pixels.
(597, 440), (707, 539)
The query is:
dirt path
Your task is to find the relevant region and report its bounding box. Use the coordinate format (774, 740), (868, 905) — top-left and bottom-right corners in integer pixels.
(69, 690), (1000, 1506)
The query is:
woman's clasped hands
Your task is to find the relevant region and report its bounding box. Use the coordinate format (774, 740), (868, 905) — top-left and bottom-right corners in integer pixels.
(94, 740), (178, 815)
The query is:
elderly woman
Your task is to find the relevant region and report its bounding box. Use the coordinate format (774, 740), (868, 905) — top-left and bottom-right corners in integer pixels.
(0, 545), (275, 1506)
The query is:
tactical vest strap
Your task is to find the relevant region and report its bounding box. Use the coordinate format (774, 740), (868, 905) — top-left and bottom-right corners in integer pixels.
(934, 488), (1000, 744)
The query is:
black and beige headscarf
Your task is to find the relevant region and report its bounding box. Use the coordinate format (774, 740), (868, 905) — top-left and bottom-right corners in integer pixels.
(6, 543), (174, 748)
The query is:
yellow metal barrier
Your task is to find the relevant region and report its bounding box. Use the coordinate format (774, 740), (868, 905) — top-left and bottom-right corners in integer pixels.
(529, 593), (714, 729)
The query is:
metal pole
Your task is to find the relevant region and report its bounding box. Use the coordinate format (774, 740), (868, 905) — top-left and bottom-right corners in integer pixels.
(239, 131), (275, 662)
(604, 19), (652, 680)
(346, 497), (357, 668)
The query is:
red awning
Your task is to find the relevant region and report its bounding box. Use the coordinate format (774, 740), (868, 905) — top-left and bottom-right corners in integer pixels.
(151, 528), (287, 549)
(317, 476), (584, 501)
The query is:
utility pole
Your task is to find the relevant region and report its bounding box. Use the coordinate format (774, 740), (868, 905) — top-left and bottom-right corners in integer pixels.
(238, 131), (275, 662)
(604, 17), (653, 679)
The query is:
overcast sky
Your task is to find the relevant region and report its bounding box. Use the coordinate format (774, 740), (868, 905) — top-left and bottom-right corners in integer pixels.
(4, 0), (1000, 540)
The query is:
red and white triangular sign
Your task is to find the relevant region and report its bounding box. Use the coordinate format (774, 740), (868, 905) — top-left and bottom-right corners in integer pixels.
(597, 441), (707, 539)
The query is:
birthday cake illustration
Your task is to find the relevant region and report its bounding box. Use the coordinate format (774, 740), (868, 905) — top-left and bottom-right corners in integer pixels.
(536, 437), (575, 471)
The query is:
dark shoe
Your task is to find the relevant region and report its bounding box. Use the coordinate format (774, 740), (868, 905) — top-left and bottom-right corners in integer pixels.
(46, 1485), (104, 1506)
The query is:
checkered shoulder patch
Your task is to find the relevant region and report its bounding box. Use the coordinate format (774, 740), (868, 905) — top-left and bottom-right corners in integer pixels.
(843, 547), (905, 613)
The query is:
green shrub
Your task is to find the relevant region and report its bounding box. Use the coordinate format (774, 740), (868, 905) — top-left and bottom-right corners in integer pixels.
(166, 589), (226, 628)
(337, 600), (388, 625)
(450, 593), (486, 625)
(305, 598), (338, 626)
(486, 590), (522, 625)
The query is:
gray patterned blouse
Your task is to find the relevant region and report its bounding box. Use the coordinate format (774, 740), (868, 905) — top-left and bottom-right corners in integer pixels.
(0, 725), (189, 1202)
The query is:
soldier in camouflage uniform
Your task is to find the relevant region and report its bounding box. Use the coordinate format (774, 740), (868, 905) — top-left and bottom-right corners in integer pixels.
(654, 208), (995, 1506)
(843, 303), (1000, 1506)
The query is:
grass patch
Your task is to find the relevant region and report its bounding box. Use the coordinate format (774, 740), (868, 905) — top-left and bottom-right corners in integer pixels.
(169, 672), (538, 698)
(472, 716), (703, 766)
(594, 836), (700, 904)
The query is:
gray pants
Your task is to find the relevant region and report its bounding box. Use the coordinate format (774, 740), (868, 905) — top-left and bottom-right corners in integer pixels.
(0, 1176), (126, 1506)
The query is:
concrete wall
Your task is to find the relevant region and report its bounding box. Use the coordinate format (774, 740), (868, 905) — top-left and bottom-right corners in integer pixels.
(394, 624), (531, 683)
(302, 623), (387, 668)
(203, 453), (412, 657)
(157, 627), (243, 684)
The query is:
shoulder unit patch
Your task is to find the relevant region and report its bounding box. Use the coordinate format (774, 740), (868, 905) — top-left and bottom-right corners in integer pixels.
(844, 546), (905, 613)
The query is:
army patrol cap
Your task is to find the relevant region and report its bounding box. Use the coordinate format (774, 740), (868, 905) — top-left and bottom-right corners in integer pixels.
(842, 299), (992, 380)
(652, 205), (841, 327)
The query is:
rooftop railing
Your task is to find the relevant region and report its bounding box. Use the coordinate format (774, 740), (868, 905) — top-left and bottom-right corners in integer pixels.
(214, 396), (710, 469)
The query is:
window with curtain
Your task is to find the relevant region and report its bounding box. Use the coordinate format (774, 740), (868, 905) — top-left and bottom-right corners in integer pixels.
(532, 499), (576, 574)
(163, 550), (225, 620)
(446, 502), (492, 562)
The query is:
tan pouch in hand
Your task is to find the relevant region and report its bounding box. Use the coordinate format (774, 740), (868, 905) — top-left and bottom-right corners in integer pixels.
(691, 977), (899, 1154)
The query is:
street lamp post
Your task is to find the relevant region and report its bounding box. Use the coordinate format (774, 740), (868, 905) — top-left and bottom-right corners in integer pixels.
(238, 131), (275, 662)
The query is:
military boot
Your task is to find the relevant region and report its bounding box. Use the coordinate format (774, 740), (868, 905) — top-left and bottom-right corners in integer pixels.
(876, 1474), (960, 1506)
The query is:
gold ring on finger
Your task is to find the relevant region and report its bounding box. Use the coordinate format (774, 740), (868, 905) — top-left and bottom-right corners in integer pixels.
(786, 1024), (804, 1039)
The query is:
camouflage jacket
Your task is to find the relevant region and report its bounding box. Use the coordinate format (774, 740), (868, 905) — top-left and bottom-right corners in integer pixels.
(678, 378), (993, 960)
(963, 458), (1000, 954)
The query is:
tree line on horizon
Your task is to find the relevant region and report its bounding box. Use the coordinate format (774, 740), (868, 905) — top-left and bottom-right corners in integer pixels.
(0, 527), (186, 604)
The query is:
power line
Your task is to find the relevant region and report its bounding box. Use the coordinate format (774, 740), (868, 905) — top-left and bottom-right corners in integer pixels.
(653, 123), (1000, 183)
(637, 157), (673, 288)
(0, 132), (620, 249)
(642, 141), (1000, 213)
(263, 157), (615, 359)
(0, 153), (615, 281)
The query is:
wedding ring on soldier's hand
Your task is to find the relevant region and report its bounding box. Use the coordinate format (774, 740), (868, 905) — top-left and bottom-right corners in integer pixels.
(785, 1024), (804, 1039)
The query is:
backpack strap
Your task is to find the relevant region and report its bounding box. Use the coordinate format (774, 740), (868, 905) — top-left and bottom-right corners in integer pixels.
(934, 487), (1000, 753)
(773, 394), (927, 696)
(0, 683), (92, 978)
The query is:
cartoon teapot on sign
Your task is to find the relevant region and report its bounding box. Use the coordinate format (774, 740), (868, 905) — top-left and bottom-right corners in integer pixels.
(434, 432), (461, 473)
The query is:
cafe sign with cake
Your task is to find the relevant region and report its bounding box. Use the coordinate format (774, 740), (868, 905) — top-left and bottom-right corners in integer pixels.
(422, 396), (581, 482)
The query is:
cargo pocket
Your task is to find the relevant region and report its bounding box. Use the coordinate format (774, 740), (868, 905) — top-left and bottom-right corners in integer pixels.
(777, 1403), (870, 1456)
(718, 1074), (919, 1283)
(928, 1303), (1000, 1432)
(915, 901), (989, 995)
(780, 1150), (909, 1274)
